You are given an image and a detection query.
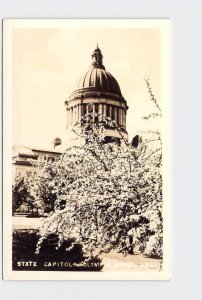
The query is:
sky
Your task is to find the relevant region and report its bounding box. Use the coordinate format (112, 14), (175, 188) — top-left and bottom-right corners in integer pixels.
(12, 26), (161, 149)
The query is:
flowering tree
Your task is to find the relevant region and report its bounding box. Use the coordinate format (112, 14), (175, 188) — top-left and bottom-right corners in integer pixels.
(12, 176), (30, 215)
(135, 79), (163, 258)
(25, 105), (163, 259)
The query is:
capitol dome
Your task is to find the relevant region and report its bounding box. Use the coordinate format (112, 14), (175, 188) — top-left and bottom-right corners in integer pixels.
(77, 68), (122, 96)
(65, 45), (128, 143)
(76, 48), (122, 97)
(69, 46), (124, 101)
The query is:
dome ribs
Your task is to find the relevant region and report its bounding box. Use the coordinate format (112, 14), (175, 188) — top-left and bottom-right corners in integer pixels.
(82, 69), (91, 89)
(98, 68), (102, 89)
(69, 47), (124, 99)
(107, 72), (121, 95)
(76, 67), (122, 95)
(87, 69), (94, 87)
(100, 69), (109, 91)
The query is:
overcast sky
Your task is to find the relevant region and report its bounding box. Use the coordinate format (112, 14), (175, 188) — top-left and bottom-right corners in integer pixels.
(12, 26), (161, 149)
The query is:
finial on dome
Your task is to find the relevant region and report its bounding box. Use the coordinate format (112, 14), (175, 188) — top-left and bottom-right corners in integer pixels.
(91, 44), (105, 69)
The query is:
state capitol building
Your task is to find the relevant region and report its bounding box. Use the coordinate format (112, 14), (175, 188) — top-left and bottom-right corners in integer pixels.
(13, 45), (129, 173)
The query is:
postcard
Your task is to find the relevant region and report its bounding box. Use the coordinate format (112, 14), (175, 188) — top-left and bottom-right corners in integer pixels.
(3, 19), (171, 280)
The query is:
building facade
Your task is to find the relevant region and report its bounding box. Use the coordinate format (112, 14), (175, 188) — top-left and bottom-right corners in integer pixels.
(12, 145), (61, 176)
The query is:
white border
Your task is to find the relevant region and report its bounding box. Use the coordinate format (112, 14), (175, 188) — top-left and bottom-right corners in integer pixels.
(3, 19), (171, 280)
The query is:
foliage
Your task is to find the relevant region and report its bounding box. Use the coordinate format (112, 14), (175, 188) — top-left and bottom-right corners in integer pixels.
(143, 78), (162, 120)
(144, 232), (163, 258)
(12, 175), (30, 215)
(26, 107), (163, 259)
(139, 79), (163, 258)
(26, 165), (57, 214)
(13, 80), (163, 259)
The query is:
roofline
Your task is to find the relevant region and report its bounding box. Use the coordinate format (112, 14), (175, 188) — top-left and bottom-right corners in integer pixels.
(32, 149), (62, 155)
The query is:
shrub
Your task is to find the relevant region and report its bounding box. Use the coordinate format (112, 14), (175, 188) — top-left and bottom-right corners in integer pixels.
(144, 233), (163, 258)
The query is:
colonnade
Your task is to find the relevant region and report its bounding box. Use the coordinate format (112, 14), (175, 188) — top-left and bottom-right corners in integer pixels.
(67, 103), (126, 127)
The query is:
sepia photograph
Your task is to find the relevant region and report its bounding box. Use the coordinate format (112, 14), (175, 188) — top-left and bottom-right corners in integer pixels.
(3, 19), (171, 280)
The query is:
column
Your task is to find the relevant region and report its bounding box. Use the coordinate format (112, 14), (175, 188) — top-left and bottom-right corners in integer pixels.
(74, 106), (77, 124)
(98, 104), (102, 122)
(78, 104), (81, 122)
(92, 103), (95, 122)
(76, 105), (79, 122)
(72, 106), (74, 124)
(120, 108), (123, 126)
(114, 107), (118, 124)
(72, 107), (74, 125)
(122, 110), (125, 127)
(103, 104), (107, 116)
(109, 105), (112, 120)
(119, 108), (122, 126)
(74, 105), (78, 123)
(71, 107), (73, 125)
(80, 104), (83, 119)
(85, 104), (89, 123)
(77, 105), (79, 122)
(86, 103), (89, 115)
